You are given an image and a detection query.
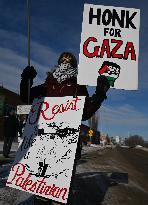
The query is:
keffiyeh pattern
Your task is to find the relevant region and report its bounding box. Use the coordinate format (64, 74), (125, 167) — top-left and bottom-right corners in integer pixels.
(53, 63), (77, 83)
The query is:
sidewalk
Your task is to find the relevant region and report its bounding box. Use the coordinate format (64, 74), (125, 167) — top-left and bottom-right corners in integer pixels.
(0, 141), (33, 205)
(0, 141), (19, 167)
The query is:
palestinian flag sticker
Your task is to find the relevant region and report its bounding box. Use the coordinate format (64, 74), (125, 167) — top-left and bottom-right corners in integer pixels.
(98, 61), (121, 87)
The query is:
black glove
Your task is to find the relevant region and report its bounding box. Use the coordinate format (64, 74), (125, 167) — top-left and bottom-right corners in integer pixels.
(21, 66), (37, 79)
(95, 75), (110, 99)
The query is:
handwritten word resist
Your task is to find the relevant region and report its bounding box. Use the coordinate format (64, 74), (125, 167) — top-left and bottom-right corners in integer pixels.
(29, 97), (81, 124)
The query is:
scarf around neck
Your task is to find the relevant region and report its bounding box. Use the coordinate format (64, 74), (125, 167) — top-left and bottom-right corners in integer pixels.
(52, 63), (77, 83)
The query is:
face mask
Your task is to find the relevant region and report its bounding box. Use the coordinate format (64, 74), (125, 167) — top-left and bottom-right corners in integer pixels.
(59, 63), (71, 72)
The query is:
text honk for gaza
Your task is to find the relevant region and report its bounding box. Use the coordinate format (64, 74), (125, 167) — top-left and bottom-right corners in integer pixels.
(83, 7), (137, 61)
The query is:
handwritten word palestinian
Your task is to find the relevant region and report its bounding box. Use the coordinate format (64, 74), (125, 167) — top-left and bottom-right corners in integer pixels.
(83, 37), (136, 60)
(89, 8), (137, 29)
(29, 97), (81, 125)
(7, 163), (68, 200)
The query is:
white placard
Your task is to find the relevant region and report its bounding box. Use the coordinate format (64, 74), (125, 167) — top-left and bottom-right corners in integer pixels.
(17, 105), (31, 114)
(78, 4), (140, 90)
(7, 96), (85, 204)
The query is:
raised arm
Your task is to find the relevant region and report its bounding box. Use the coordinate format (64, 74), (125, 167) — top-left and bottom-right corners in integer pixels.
(20, 66), (37, 103)
(82, 75), (110, 121)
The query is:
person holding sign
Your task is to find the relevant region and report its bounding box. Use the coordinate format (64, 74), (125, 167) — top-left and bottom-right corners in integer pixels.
(20, 52), (110, 205)
(20, 52), (110, 120)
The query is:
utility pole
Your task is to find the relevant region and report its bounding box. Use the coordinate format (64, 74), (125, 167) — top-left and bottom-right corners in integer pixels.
(27, 0), (31, 104)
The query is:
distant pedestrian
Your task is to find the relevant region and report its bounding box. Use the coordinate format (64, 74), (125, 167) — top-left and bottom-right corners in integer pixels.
(3, 109), (20, 157)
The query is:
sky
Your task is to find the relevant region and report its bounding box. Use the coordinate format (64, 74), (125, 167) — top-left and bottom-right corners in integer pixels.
(0, 0), (148, 140)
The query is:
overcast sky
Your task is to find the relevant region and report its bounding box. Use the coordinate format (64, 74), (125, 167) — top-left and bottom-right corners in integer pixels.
(0, 0), (148, 139)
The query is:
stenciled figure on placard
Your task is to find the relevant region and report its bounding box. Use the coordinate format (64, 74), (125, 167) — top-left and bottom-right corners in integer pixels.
(20, 52), (112, 205)
(98, 61), (121, 87)
(23, 122), (79, 181)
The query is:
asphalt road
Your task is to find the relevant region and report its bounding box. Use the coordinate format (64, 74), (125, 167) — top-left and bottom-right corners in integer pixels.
(0, 145), (148, 205)
(98, 147), (148, 205)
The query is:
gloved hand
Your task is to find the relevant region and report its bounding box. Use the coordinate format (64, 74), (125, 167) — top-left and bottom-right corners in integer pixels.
(95, 75), (110, 99)
(21, 66), (37, 79)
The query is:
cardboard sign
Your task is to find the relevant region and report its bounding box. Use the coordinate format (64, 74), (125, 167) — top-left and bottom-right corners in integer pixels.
(78, 4), (140, 90)
(17, 105), (31, 114)
(6, 96), (85, 204)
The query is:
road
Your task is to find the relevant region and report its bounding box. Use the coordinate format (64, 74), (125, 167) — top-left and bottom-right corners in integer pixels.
(0, 145), (148, 205)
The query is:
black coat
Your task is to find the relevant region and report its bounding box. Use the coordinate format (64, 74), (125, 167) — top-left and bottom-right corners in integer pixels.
(20, 73), (108, 121)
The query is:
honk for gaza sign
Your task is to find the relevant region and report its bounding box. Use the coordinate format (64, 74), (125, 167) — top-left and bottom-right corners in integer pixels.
(78, 4), (140, 90)
(6, 96), (85, 204)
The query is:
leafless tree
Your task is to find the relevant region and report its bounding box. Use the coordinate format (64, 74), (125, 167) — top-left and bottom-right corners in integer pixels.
(125, 135), (144, 147)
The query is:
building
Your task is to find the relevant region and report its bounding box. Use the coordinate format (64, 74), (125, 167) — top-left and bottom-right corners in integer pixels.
(100, 133), (111, 146)
(115, 136), (120, 144)
(111, 136), (122, 145)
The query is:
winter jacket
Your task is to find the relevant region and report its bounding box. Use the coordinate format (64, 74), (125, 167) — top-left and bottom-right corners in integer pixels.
(20, 72), (109, 121)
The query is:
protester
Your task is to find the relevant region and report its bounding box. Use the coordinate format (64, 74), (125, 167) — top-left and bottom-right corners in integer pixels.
(3, 109), (20, 158)
(20, 52), (110, 205)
